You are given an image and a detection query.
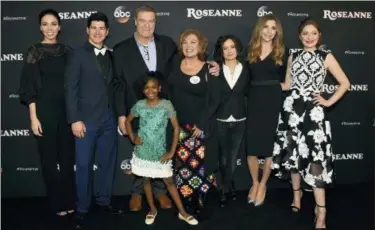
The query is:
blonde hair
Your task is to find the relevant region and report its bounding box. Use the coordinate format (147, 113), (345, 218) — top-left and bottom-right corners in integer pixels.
(248, 15), (285, 65)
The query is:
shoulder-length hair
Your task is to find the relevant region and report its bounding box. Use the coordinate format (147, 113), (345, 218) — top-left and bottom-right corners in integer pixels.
(213, 34), (244, 65)
(178, 29), (208, 61)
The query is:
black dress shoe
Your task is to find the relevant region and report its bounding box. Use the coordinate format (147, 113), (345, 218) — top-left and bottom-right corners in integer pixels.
(230, 181), (237, 201)
(98, 205), (124, 215)
(219, 191), (227, 208)
(74, 212), (86, 229)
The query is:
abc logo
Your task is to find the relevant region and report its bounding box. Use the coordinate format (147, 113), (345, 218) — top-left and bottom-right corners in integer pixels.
(121, 159), (132, 170)
(257, 6), (273, 17)
(114, 6), (131, 23)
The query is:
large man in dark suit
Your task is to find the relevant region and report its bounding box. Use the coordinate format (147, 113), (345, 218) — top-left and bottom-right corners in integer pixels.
(65, 12), (124, 228)
(112, 5), (176, 212)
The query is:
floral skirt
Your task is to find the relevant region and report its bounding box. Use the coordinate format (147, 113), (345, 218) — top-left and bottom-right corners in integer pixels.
(175, 125), (216, 198)
(271, 89), (335, 188)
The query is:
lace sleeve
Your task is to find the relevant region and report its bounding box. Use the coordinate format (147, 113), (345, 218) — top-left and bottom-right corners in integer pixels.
(164, 100), (176, 118)
(19, 45), (42, 105)
(131, 100), (141, 117)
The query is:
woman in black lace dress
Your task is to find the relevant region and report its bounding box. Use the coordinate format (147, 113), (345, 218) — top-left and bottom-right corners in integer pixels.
(19, 9), (75, 216)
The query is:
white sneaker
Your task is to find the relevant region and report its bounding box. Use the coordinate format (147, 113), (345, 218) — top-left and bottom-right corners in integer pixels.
(178, 213), (198, 225)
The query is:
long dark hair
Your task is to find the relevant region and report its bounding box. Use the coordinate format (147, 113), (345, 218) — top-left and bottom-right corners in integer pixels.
(39, 9), (60, 25)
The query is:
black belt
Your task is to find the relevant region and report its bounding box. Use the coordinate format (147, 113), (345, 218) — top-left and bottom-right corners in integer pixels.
(251, 80), (280, 86)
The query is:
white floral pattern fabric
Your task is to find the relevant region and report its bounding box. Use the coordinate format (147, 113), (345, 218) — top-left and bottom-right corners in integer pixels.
(271, 49), (334, 188)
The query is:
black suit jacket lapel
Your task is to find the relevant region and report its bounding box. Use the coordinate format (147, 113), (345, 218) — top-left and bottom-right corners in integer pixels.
(154, 35), (163, 71)
(220, 67), (233, 91)
(84, 42), (101, 74)
(107, 51), (113, 83)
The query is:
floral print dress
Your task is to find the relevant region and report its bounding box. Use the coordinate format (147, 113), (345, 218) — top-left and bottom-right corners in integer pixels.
(271, 49), (334, 188)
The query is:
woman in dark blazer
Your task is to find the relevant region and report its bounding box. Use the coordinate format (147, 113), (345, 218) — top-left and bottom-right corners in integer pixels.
(213, 35), (250, 207)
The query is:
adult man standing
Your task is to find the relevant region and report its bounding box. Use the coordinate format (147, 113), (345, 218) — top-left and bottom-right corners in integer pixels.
(65, 12), (124, 228)
(112, 5), (176, 212)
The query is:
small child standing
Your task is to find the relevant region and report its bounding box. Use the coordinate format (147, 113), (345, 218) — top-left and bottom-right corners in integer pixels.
(126, 75), (198, 225)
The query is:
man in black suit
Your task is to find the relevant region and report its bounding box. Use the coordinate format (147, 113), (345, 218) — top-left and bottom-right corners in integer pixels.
(65, 12), (124, 228)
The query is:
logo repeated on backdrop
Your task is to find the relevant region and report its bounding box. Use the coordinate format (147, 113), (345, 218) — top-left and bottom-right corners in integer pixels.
(344, 50), (365, 55)
(341, 121), (361, 126)
(8, 94), (19, 99)
(121, 159), (132, 175)
(323, 10), (372, 21)
(1, 129), (30, 137)
(16, 167), (39, 171)
(333, 153), (364, 161)
(114, 6), (131, 24)
(257, 6), (272, 17)
(322, 84), (369, 94)
(1, 53), (23, 62)
(59, 11), (97, 20)
(120, 159), (132, 170)
(287, 12), (309, 17)
(186, 8), (242, 19)
(2, 16), (27, 21)
(156, 12), (170, 17)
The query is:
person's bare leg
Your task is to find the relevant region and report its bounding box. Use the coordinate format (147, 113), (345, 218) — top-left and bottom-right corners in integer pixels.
(313, 187), (326, 229)
(254, 157), (272, 205)
(247, 156), (259, 201)
(291, 173), (302, 211)
(162, 177), (190, 218)
(144, 178), (157, 217)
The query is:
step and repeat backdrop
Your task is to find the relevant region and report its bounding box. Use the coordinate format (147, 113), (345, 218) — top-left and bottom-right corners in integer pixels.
(1, 1), (374, 197)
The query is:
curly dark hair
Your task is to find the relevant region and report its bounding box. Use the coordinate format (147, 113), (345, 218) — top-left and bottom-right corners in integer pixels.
(138, 71), (168, 99)
(213, 34), (244, 65)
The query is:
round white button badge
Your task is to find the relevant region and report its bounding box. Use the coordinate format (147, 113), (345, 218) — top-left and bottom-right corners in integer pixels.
(189, 76), (200, 84)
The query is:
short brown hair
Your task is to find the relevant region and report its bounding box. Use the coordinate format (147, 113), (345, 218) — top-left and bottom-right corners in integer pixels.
(178, 29), (208, 61)
(135, 5), (157, 20)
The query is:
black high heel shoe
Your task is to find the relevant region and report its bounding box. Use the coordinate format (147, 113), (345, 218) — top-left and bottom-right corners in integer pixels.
(291, 188), (303, 212)
(314, 204), (327, 229)
(230, 181), (237, 201)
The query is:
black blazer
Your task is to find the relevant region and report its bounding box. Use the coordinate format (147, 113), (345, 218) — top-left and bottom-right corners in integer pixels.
(215, 62), (250, 120)
(112, 33), (177, 116)
(65, 42), (117, 124)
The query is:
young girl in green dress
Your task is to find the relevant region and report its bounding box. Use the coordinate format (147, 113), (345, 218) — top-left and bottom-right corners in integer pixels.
(126, 75), (198, 225)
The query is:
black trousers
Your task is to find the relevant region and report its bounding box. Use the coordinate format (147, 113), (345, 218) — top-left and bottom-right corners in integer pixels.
(216, 121), (246, 193)
(36, 110), (75, 213)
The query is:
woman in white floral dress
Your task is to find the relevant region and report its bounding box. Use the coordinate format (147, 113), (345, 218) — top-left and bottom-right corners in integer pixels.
(271, 18), (350, 229)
